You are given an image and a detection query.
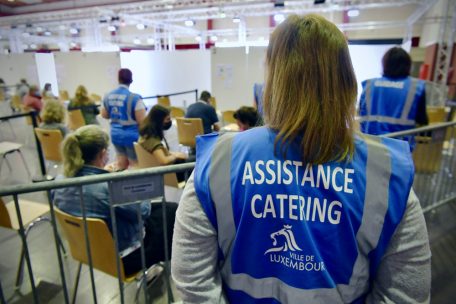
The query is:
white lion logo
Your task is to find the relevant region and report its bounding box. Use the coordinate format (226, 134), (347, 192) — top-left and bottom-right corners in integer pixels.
(264, 225), (302, 254)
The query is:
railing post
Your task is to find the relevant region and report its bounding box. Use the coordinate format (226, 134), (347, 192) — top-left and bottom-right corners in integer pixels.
(31, 111), (47, 178)
(12, 194), (39, 303)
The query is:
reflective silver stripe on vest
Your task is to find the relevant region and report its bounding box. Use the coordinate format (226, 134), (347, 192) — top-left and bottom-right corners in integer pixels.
(401, 78), (418, 121)
(365, 79), (373, 115)
(358, 115), (415, 126)
(361, 78), (418, 126)
(123, 93), (137, 126)
(209, 133), (392, 302)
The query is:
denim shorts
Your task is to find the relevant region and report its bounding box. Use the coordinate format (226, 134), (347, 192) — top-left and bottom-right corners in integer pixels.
(114, 144), (137, 161)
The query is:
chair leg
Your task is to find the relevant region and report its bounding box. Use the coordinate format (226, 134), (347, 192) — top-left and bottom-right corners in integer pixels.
(57, 232), (67, 257)
(14, 244), (26, 289)
(72, 263), (82, 304)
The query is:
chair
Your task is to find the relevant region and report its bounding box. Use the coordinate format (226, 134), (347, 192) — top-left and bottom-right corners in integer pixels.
(208, 96), (217, 109)
(90, 93), (102, 102)
(222, 110), (237, 125)
(10, 95), (22, 112)
(54, 208), (144, 304)
(34, 128), (63, 177)
(67, 109), (86, 131)
(413, 129), (446, 174)
(427, 106), (447, 124)
(157, 96), (170, 107)
(0, 142), (31, 176)
(0, 198), (66, 288)
(176, 118), (204, 148)
(133, 142), (185, 189)
(59, 90), (70, 102)
(170, 106), (185, 118)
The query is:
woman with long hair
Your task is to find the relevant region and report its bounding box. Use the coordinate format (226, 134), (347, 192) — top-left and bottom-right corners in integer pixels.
(138, 105), (193, 180)
(68, 85), (100, 125)
(40, 98), (68, 136)
(52, 125), (177, 276)
(171, 14), (430, 303)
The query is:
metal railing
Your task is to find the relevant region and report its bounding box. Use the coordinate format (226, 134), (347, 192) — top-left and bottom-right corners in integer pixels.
(0, 163), (195, 304)
(382, 121), (456, 213)
(143, 89), (198, 108)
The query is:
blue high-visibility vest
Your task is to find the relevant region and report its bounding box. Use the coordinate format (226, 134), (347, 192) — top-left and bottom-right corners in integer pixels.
(103, 86), (142, 146)
(358, 76), (425, 135)
(194, 127), (414, 303)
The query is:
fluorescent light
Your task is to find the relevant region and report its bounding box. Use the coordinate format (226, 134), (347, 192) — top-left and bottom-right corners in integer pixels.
(133, 38), (141, 45)
(347, 9), (360, 17)
(69, 28), (79, 34)
(184, 20), (195, 27)
(108, 25), (116, 32)
(274, 14), (285, 23)
(136, 23), (145, 30)
(210, 35), (218, 42)
(147, 37), (155, 44)
(232, 17), (241, 23)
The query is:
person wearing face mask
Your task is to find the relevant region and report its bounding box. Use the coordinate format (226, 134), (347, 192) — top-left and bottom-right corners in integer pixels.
(138, 105), (194, 181)
(52, 125), (178, 276)
(22, 85), (43, 114)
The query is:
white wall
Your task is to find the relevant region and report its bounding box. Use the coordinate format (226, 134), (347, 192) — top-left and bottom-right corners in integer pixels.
(53, 52), (120, 98)
(35, 53), (59, 96)
(211, 44), (395, 111)
(120, 50), (211, 108)
(0, 53), (39, 87)
(211, 47), (266, 111)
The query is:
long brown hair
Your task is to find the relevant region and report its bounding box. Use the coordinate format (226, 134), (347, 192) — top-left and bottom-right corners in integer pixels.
(263, 14), (357, 164)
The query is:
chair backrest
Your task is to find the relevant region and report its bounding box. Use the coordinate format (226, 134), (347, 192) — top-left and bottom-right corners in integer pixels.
(67, 109), (86, 131)
(208, 97), (217, 109)
(90, 93), (102, 102)
(170, 106), (185, 118)
(176, 118), (204, 148)
(34, 128), (63, 162)
(59, 90), (70, 101)
(157, 96), (170, 107)
(0, 198), (13, 229)
(54, 208), (127, 280)
(133, 142), (180, 188)
(222, 110), (236, 125)
(413, 130), (445, 174)
(427, 106), (447, 124)
(11, 95), (22, 111)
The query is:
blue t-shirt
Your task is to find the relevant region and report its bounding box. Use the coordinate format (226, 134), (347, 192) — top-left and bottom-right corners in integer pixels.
(185, 100), (219, 134)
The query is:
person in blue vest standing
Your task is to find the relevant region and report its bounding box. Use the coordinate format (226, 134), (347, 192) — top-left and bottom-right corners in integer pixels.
(101, 68), (146, 170)
(358, 47), (428, 136)
(171, 14), (431, 303)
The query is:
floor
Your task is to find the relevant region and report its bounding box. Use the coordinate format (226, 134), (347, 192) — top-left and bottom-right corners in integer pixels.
(1, 100), (456, 303)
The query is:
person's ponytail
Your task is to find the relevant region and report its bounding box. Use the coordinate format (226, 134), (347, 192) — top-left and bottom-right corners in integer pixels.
(62, 133), (84, 177)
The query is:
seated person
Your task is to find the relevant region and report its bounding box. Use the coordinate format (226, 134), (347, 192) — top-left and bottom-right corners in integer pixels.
(68, 85), (100, 125)
(22, 85), (43, 114)
(42, 83), (56, 99)
(139, 105), (194, 182)
(52, 125), (177, 276)
(185, 91), (220, 134)
(233, 106), (260, 131)
(40, 99), (68, 137)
